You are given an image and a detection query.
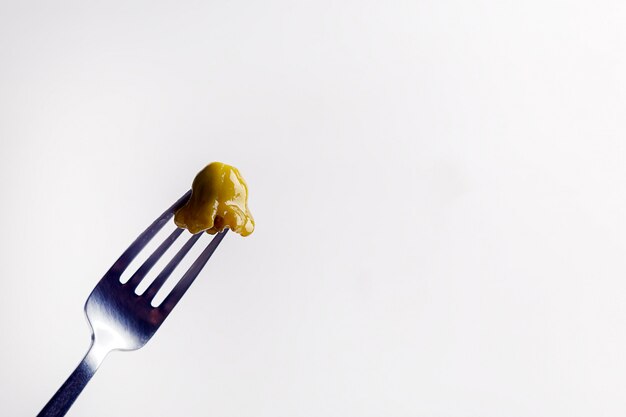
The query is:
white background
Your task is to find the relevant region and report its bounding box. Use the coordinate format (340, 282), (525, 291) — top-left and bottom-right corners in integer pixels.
(1, 0), (625, 416)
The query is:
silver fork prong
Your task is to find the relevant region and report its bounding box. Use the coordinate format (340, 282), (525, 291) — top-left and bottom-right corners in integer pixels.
(160, 230), (228, 314)
(142, 232), (204, 300)
(125, 228), (185, 289)
(103, 191), (191, 280)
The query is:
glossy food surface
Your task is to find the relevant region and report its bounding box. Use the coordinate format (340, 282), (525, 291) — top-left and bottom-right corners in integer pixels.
(174, 162), (255, 236)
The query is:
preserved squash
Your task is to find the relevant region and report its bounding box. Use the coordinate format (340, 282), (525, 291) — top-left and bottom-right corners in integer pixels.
(174, 162), (254, 236)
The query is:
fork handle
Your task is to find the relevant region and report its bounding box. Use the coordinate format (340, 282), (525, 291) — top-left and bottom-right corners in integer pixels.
(37, 343), (107, 417)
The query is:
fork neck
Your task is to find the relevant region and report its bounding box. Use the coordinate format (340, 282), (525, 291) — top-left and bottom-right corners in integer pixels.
(84, 340), (110, 371)
(36, 341), (111, 417)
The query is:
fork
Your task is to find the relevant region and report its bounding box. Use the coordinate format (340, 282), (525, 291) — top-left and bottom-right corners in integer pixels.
(37, 191), (227, 417)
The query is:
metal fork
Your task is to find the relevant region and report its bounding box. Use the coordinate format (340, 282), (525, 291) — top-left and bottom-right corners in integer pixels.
(37, 191), (227, 417)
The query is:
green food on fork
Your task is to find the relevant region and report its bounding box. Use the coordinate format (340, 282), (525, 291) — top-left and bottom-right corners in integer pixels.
(36, 162), (254, 417)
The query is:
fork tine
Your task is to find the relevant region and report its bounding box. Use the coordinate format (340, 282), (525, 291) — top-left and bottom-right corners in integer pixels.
(142, 232), (203, 300)
(159, 230), (228, 314)
(103, 191), (191, 280)
(125, 228), (184, 289)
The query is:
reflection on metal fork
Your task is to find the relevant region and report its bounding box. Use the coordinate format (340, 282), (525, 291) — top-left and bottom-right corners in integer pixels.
(37, 192), (228, 417)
